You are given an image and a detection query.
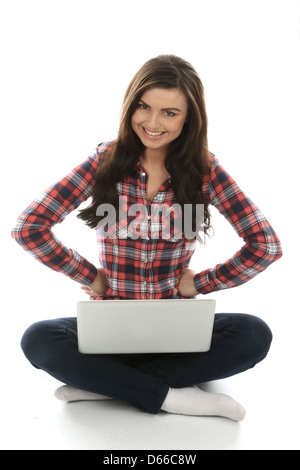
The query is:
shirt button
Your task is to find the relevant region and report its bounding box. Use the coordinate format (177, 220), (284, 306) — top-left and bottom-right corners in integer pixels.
(141, 172), (146, 176)
(147, 215), (151, 220)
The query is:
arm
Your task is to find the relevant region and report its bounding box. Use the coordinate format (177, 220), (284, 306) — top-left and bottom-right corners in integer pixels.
(192, 154), (282, 295)
(11, 142), (110, 286)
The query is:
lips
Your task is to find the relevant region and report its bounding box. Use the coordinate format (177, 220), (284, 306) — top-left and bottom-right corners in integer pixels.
(143, 127), (164, 136)
(142, 127), (166, 139)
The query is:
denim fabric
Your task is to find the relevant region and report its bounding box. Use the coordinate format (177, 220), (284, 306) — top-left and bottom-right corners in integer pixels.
(21, 313), (272, 414)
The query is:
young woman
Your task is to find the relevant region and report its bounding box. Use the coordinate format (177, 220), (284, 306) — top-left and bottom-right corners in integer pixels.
(11, 55), (282, 421)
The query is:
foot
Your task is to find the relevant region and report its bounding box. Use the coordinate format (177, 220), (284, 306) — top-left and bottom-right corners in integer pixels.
(54, 385), (114, 402)
(161, 386), (245, 421)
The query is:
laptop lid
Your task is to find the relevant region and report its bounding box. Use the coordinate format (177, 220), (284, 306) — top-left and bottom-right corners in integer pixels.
(77, 299), (216, 354)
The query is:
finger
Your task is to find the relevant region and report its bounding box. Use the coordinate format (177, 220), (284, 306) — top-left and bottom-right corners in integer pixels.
(83, 291), (92, 297)
(81, 287), (92, 295)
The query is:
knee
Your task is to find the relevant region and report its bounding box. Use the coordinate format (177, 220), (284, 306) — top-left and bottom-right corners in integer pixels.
(21, 320), (54, 367)
(238, 314), (273, 363)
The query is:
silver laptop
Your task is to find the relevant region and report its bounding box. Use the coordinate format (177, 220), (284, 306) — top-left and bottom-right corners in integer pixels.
(77, 299), (216, 354)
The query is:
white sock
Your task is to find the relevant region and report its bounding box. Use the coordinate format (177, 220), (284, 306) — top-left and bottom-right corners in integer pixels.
(54, 385), (114, 402)
(161, 386), (246, 421)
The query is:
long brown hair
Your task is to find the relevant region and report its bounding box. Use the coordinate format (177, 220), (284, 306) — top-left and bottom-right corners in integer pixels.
(77, 54), (212, 237)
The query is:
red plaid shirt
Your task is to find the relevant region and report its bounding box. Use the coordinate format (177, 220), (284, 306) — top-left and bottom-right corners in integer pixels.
(11, 141), (282, 299)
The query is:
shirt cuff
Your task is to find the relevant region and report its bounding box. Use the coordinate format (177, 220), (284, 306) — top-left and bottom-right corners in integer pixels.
(193, 271), (217, 295)
(61, 249), (98, 286)
(73, 260), (98, 286)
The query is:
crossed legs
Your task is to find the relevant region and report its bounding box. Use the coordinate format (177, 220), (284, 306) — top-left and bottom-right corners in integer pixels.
(21, 313), (272, 420)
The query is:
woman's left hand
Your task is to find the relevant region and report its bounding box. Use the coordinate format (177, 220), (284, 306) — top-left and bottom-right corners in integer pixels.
(178, 268), (198, 297)
(81, 268), (107, 297)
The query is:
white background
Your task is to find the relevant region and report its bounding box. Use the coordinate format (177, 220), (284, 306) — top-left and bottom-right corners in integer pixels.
(1, 0), (300, 450)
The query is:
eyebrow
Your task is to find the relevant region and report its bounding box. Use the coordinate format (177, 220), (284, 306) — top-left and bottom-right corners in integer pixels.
(139, 99), (182, 113)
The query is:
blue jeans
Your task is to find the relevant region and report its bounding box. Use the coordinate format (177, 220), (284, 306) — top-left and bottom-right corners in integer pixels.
(21, 313), (272, 414)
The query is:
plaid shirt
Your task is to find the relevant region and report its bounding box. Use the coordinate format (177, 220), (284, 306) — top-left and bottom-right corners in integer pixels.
(11, 141), (282, 299)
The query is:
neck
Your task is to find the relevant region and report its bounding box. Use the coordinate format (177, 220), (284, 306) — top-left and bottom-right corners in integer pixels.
(142, 147), (167, 170)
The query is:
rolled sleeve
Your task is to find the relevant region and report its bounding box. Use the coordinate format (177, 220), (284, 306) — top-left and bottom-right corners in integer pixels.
(11, 143), (110, 285)
(194, 154), (282, 295)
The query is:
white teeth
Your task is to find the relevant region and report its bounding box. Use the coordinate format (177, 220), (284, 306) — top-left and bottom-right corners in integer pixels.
(144, 128), (164, 136)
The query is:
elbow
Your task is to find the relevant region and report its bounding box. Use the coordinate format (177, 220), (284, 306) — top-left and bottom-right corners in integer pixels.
(274, 240), (283, 261)
(265, 236), (283, 263)
(277, 237), (283, 258)
(250, 234), (283, 266)
(11, 213), (49, 250)
(11, 215), (29, 245)
(11, 219), (21, 241)
(11, 224), (24, 245)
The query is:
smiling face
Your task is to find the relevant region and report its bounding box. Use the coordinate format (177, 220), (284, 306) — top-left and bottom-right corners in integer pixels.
(131, 87), (188, 156)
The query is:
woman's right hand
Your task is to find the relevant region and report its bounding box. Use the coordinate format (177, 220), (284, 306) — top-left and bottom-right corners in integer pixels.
(81, 268), (107, 297)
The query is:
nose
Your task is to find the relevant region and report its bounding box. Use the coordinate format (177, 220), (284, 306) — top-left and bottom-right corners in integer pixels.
(146, 112), (161, 130)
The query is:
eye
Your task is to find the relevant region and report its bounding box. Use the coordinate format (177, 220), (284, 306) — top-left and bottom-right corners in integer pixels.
(165, 111), (176, 117)
(138, 103), (148, 110)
